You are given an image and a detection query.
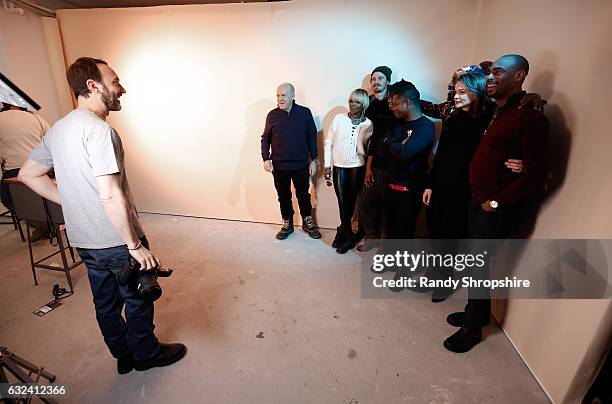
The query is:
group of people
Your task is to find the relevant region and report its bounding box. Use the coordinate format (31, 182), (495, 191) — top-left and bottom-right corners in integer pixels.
(3, 53), (549, 376)
(261, 55), (549, 353)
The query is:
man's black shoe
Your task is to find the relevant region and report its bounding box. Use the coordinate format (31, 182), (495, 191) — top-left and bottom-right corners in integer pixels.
(443, 326), (482, 353)
(446, 312), (465, 327)
(117, 355), (133, 375)
(302, 216), (321, 239)
(133, 343), (187, 371)
(431, 287), (454, 303)
(276, 219), (294, 240)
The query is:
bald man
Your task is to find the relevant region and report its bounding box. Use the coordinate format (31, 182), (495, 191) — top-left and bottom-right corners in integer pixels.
(261, 83), (321, 240)
(444, 54), (549, 353)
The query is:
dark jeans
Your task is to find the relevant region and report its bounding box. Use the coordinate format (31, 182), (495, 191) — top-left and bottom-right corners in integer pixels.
(383, 186), (421, 239)
(272, 168), (312, 219)
(76, 237), (160, 361)
(358, 167), (386, 239)
(333, 165), (365, 235)
(464, 199), (519, 327)
(1, 168), (19, 211)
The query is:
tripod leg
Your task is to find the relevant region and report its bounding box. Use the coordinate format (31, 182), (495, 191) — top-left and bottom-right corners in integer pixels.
(10, 353), (56, 382)
(55, 226), (74, 293)
(0, 367), (19, 404)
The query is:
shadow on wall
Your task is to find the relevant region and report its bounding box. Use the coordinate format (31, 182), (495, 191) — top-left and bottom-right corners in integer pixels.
(514, 68), (574, 238)
(494, 68), (574, 326)
(228, 98), (276, 222)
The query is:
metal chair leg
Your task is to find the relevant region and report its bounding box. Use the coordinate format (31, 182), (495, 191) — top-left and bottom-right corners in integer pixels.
(55, 225), (74, 292)
(25, 223), (38, 286)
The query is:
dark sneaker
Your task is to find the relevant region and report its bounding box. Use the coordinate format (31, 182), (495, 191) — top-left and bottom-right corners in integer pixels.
(133, 343), (187, 371)
(117, 355), (133, 375)
(276, 219), (294, 240)
(443, 326), (482, 353)
(335, 231), (354, 254)
(301, 216), (321, 239)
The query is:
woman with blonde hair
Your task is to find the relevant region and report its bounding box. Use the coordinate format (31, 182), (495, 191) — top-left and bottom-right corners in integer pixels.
(324, 89), (373, 253)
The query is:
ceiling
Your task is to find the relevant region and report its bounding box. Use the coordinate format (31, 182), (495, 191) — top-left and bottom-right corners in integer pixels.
(15, 0), (284, 12)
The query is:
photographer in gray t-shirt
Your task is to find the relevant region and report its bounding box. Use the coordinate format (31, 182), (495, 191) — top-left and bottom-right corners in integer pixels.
(19, 57), (186, 374)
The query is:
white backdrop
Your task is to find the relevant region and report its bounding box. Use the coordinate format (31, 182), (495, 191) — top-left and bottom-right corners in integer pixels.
(56, 0), (480, 227)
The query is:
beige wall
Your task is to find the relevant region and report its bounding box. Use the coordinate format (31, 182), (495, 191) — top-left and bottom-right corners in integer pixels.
(472, 0), (612, 403)
(0, 8), (63, 124)
(56, 0), (481, 228)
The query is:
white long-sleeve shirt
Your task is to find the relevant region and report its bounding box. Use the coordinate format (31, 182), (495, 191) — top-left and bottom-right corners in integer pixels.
(324, 113), (373, 168)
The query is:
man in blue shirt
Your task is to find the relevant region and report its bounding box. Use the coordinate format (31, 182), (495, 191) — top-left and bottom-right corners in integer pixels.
(261, 83), (321, 240)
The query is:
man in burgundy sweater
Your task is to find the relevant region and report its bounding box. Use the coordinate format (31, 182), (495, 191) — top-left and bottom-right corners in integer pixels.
(444, 54), (549, 353)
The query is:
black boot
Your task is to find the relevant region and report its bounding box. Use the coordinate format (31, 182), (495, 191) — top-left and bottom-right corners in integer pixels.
(276, 218), (294, 240)
(443, 326), (483, 353)
(302, 216), (321, 239)
(335, 229), (354, 254)
(332, 226), (346, 248)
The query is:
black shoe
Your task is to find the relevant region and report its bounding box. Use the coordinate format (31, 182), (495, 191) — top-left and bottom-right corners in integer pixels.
(332, 226), (346, 248)
(133, 343), (187, 371)
(431, 288), (454, 303)
(117, 355), (133, 375)
(276, 219), (294, 240)
(335, 230), (354, 254)
(443, 326), (482, 353)
(302, 216), (321, 239)
(446, 312), (465, 327)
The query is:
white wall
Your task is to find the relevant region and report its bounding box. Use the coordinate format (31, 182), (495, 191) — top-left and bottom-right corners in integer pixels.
(56, 0), (480, 228)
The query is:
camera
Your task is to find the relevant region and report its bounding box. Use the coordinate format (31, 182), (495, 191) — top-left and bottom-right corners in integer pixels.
(117, 256), (173, 301)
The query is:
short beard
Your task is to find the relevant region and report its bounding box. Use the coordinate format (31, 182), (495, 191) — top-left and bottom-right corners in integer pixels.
(101, 84), (121, 111)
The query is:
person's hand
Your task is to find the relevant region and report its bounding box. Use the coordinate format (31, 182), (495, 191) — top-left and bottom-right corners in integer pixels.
(505, 159), (523, 173)
(519, 93), (547, 111)
(481, 200), (496, 212)
(129, 246), (159, 271)
(364, 168), (374, 188)
(263, 160), (273, 173)
(423, 188), (432, 206)
(324, 167), (332, 186)
(309, 160), (318, 177)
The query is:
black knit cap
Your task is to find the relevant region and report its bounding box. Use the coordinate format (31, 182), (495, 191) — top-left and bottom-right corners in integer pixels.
(371, 66), (392, 82)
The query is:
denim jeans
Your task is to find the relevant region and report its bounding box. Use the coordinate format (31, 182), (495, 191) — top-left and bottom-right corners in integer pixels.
(77, 237), (160, 360)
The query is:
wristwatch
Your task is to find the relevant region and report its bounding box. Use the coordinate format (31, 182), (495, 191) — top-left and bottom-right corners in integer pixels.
(489, 200), (499, 209)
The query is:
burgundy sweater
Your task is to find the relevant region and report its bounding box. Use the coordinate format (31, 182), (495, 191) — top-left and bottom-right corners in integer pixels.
(469, 92), (549, 206)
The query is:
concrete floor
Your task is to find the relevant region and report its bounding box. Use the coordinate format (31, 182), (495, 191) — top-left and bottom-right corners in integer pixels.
(0, 213), (550, 404)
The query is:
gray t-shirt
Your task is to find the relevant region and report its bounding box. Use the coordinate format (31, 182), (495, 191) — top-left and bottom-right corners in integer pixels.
(30, 108), (144, 249)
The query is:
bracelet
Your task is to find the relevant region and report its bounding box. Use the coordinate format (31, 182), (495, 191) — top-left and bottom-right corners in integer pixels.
(127, 240), (142, 250)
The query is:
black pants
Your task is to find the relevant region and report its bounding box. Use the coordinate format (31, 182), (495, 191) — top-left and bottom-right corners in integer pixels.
(333, 166), (365, 235)
(464, 198), (519, 327)
(383, 186), (421, 239)
(1, 168), (19, 211)
(272, 168), (312, 219)
(426, 187), (470, 239)
(358, 167), (386, 239)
